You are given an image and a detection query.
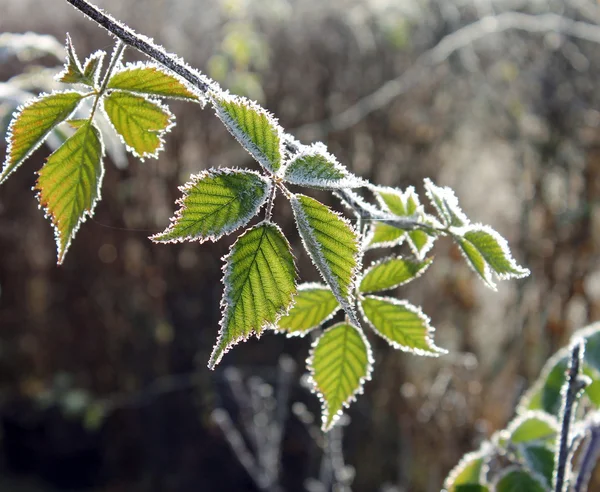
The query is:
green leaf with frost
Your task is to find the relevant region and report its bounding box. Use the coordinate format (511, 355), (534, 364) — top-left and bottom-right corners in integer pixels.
(360, 296), (445, 356)
(372, 186), (436, 258)
(444, 448), (489, 492)
(283, 143), (365, 189)
(1, 91), (83, 185)
(423, 178), (469, 227)
(108, 62), (199, 101)
(103, 91), (173, 159)
(521, 446), (554, 488)
(308, 322), (372, 431)
(494, 469), (545, 492)
(456, 225), (530, 290)
(360, 256), (432, 294)
(152, 168), (270, 243)
(56, 35), (104, 87)
(506, 412), (557, 445)
(36, 119), (104, 264)
(212, 92), (283, 173)
(367, 222), (405, 249)
(275, 283), (340, 336)
(291, 194), (360, 325)
(209, 222), (296, 368)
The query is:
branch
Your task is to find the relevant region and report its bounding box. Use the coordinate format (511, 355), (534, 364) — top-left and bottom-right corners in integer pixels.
(554, 339), (587, 492)
(295, 12), (600, 137)
(573, 424), (600, 492)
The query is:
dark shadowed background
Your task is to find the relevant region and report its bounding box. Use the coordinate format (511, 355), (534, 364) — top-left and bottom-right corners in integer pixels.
(1, 0), (600, 490)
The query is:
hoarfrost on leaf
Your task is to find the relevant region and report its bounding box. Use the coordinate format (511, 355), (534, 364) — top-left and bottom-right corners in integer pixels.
(152, 168), (271, 243)
(56, 34), (105, 87)
(209, 222), (297, 368)
(423, 177), (469, 227)
(359, 256), (432, 294)
(307, 322), (373, 431)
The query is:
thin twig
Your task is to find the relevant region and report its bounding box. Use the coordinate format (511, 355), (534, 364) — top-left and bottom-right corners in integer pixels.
(573, 425), (600, 492)
(554, 340), (586, 492)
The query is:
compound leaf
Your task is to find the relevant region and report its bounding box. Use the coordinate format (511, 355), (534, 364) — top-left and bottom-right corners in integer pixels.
(1, 91), (84, 185)
(152, 168), (270, 243)
(283, 143), (365, 189)
(209, 222), (296, 368)
(276, 283), (340, 336)
(291, 194), (360, 325)
(360, 295), (445, 356)
(212, 91), (283, 173)
(36, 119), (104, 264)
(494, 469), (545, 492)
(102, 91), (173, 159)
(360, 256), (432, 293)
(108, 62), (199, 101)
(308, 322), (372, 431)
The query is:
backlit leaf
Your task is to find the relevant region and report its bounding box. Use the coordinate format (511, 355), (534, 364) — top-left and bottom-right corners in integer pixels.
(212, 91), (283, 173)
(275, 283), (340, 337)
(209, 222), (297, 368)
(360, 295), (445, 356)
(1, 91), (84, 185)
(444, 448), (489, 492)
(283, 143), (365, 189)
(108, 62), (199, 101)
(152, 168), (270, 243)
(424, 177), (469, 227)
(102, 91), (173, 158)
(521, 446), (554, 488)
(360, 256), (432, 293)
(494, 469), (545, 492)
(56, 35), (104, 87)
(506, 412), (558, 445)
(291, 194), (360, 325)
(367, 222), (405, 249)
(308, 322), (372, 431)
(36, 119), (104, 264)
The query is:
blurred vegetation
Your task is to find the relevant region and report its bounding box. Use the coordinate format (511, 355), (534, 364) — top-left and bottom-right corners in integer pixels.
(1, 0), (600, 490)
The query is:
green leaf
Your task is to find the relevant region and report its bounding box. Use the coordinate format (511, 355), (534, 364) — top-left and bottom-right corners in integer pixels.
(36, 120), (104, 264)
(580, 322), (600, 373)
(506, 412), (558, 445)
(209, 222), (297, 368)
(152, 168), (270, 243)
(102, 91), (173, 159)
(373, 186), (436, 259)
(212, 91), (283, 173)
(360, 295), (446, 356)
(359, 256), (432, 293)
(283, 143), (365, 189)
(1, 91), (84, 185)
(423, 178), (469, 227)
(494, 469), (545, 492)
(275, 283), (340, 336)
(56, 35), (104, 87)
(290, 194), (360, 325)
(367, 222), (405, 249)
(107, 62), (199, 101)
(444, 448), (489, 492)
(308, 322), (372, 431)
(454, 486), (489, 492)
(521, 446), (554, 488)
(457, 237), (494, 289)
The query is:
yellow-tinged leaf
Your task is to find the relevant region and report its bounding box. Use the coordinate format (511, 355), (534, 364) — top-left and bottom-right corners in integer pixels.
(102, 91), (173, 159)
(1, 91), (84, 185)
(36, 120), (104, 264)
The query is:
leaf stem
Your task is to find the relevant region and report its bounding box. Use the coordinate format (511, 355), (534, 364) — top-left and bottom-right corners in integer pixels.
(554, 339), (586, 492)
(573, 425), (600, 492)
(90, 40), (124, 119)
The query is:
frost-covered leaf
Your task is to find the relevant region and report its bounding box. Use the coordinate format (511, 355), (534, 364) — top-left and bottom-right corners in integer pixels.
(275, 283), (340, 336)
(212, 91), (283, 173)
(494, 469), (545, 492)
(359, 256), (432, 293)
(290, 194), (360, 325)
(457, 236), (494, 289)
(56, 35), (104, 87)
(108, 62), (199, 101)
(152, 168), (270, 243)
(360, 296), (445, 356)
(283, 143), (365, 189)
(36, 119), (104, 264)
(367, 222), (405, 249)
(308, 322), (372, 431)
(373, 186), (436, 259)
(102, 91), (173, 159)
(506, 412), (558, 445)
(423, 178), (469, 227)
(209, 222), (296, 368)
(521, 446), (554, 488)
(1, 91), (83, 185)
(444, 448), (489, 492)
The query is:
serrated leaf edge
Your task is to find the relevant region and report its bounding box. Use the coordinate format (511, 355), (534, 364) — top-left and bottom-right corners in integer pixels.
(306, 322), (374, 431)
(273, 282), (341, 338)
(365, 223), (407, 250)
(359, 295), (447, 356)
(151, 167), (271, 244)
(358, 255), (432, 294)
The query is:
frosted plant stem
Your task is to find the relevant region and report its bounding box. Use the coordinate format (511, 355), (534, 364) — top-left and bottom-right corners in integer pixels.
(554, 340), (585, 492)
(573, 426), (600, 492)
(89, 40), (124, 118)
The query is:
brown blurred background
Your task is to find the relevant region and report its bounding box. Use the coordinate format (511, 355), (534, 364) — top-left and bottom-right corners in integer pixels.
(1, 0), (600, 490)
